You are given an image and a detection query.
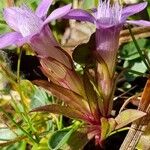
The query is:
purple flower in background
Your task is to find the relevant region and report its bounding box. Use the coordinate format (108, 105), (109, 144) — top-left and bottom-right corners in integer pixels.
(64, 0), (150, 76)
(0, 0), (71, 49)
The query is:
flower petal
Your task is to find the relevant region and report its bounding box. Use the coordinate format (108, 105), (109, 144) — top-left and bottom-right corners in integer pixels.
(35, 0), (53, 18)
(126, 20), (150, 26)
(0, 32), (22, 49)
(121, 2), (148, 20)
(95, 26), (121, 77)
(63, 9), (95, 23)
(30, 26), (72, 69)
(4, 6), (43, 37)
(43, 4), (72, 25)
(3, 7), (20, 32)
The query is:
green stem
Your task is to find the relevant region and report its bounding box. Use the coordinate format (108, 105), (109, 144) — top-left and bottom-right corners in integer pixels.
(143, 48), (150, 67)
(17, 47), (22, 83)
(0, 106), (38, 144)
(109, 127), (129, 137)
(17, 48), (28, 118)
(128, 26), (150, 71)
(16, 48), (37, 137)
(117, 66), (149, 77)
(58, 115), (63, 129)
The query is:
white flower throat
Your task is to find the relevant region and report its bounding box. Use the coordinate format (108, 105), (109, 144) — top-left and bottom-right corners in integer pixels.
(97, 0), (122, 25)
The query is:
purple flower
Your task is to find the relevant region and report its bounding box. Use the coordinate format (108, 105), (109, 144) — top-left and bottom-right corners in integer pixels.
(0, 0), (71, 49)
(64, 1), (150, 76)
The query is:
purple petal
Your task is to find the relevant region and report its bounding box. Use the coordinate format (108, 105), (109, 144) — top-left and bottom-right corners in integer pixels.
(17, 35), (31, 46)
(0, 32), (23, 49)
(126, 20), (150, 26)
(3, 7), (20, 32)
(30, 26), (72, 69)
(4, 6), (43, 37)
(121, 2), (148, 20)
(43, 4), (72, 25)
(35, 0), (53, 18)
(96, 26), (121, 77)
(63, 9), (95, 23)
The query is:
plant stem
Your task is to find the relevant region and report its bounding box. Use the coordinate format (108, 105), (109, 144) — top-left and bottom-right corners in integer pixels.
(0, 106), (38, 144)
(59, 115), (63, 129)
(143, 48), (150, 67)
(17, 47), (22, 83)
(128, 26), (150, 71)
(16, 48), (37, 137)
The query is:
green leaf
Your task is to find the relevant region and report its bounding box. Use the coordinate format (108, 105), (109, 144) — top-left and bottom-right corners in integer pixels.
(0, 128), (25, 147)
(48, 128), (72, 150)
(115, 109), (146, 129)
(120, 38), (150, 81)
(99, 118), (117, 141)
(120, 39), (148, 60)
(20, 80), (50, 109)
(0, 128), (17, 141)
(124, 60), (147, 74)
(48, 122), (80, 150)
(100, 118), (109, 141)
(123, 60), (147, 81)
(107, 118), (117, 136)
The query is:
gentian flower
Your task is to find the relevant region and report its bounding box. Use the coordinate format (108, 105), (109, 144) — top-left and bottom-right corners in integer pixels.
(0, 0), (85, 96)
(64, 0), (150, 117)
(0, 0), (71, 51)
(64, 1), (150, 77)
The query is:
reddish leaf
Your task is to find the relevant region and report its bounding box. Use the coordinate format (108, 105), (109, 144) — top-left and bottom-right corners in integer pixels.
(40, 58), (84, 95)
(33, 80), (90, 114)
(31, 104), (86, 120)
(83, 72), (100, 122)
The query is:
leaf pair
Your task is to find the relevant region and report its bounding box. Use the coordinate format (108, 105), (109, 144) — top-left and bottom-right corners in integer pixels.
(33, 80), (91, 121)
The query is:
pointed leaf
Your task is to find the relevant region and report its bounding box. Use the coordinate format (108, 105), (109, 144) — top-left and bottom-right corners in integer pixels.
(48, 123), (80, 150)
(48, 128), (74, 150)
(40, 57), (83, 95)
(100, 118), (116, 141)
(100, 117), (109, 141)
(107, 118), (117, 136)
(33, 80), (89, 113)
(31, 104), (85, 120)
(83, 72), (100, 121)
(115, 109), (146, 129)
